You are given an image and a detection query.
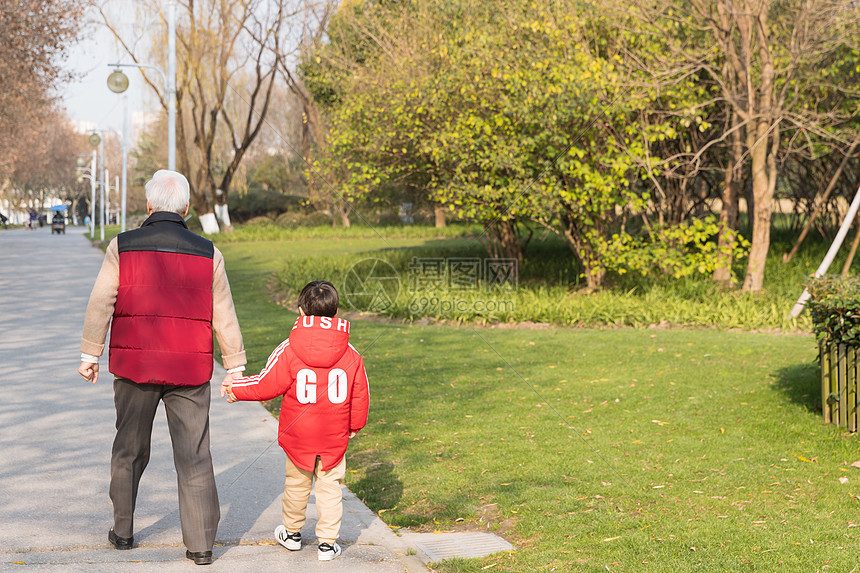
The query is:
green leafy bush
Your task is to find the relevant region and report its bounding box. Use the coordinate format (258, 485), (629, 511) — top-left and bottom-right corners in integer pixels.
(807, 275), (860, 345)
(602, 217), (749, 281)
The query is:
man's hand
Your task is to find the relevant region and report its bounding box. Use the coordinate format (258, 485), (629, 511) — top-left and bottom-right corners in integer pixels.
(78, 362), (99, 384)
(220, 372), (240, 403)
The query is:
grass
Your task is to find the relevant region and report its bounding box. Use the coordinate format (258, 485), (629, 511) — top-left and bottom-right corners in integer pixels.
(355, 326), (860, 572)
(207, 229), (860, 573)
(265, 225), (830, 331)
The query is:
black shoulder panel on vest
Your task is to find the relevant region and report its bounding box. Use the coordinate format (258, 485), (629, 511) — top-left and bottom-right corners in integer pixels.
(118, 212), (214, 259)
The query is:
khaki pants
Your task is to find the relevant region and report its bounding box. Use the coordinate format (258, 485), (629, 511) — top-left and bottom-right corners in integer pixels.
(282, 455), (346, 544)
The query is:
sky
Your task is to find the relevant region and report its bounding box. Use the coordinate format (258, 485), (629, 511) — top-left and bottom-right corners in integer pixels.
(61, 6), (158, 139)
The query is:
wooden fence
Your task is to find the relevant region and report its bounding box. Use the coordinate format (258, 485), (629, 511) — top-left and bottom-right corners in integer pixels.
(820, 344), (859, 432)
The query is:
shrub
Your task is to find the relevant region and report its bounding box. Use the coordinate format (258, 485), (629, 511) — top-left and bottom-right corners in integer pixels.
(275, 210), (333, 228)
(275, 211), (308, 228)
(807, 275), (860, 345)
(306, 211), (333, 227)
(244, 215), (275, 227)
(228, 189), (303, 222)
(602, 216), (750, 281)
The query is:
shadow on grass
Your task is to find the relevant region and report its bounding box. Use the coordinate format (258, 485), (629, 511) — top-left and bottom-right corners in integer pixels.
(347, 449), (410, 523)
(773, 360), (821, 414)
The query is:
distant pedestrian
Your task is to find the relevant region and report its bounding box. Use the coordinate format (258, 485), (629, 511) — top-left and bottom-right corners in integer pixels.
(222, 281), (370, 562)
(78, 170), (247, 566)
(0, 212), (7, 228)
(28, 211), (37, 230)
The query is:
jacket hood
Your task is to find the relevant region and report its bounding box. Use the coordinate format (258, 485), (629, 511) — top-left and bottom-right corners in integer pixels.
(288, 315), (351, 368)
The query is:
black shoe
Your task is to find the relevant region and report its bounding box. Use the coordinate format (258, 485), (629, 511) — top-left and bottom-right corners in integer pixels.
(185, 550), (213, 565)
(108, 528), (134, 550)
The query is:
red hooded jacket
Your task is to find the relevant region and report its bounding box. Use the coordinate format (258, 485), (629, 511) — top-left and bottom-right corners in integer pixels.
(231, 315), (369, 471)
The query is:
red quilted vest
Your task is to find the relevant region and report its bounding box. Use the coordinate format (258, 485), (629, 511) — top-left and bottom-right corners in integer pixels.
(109, 212), (214, 386)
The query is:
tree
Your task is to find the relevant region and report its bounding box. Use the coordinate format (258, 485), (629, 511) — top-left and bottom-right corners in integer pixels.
(0, 0), (83, 184)
(305, 0), (690, 286)
(5, 110), (81, 215)
(100, 0), (286, 233)
(628, 0), (860, 291)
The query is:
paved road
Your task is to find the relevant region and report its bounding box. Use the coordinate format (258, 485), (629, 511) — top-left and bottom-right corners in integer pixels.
(0, 226), (427, 572)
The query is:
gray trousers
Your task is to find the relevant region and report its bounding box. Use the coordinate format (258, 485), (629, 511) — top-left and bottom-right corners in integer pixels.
(110, 378), (220, 552)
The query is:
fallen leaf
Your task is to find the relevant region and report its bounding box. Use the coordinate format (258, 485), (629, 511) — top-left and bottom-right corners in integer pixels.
(652, 420), (669, 426)
(851, 461), (860, 469)
(840, 477), (849, 484)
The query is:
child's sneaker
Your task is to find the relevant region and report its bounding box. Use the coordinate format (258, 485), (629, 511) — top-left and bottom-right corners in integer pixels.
(275, 525), (302, 551)
(317, 542), (342, 561)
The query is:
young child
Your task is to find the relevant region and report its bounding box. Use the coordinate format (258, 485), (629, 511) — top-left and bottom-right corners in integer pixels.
(222, 281), (369, 561)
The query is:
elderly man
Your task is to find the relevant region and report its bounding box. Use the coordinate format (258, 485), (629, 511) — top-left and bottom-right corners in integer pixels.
(78, 170), (246, 565)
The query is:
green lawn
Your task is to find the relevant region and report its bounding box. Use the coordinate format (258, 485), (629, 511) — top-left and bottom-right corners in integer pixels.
(213, 235), (860, 572)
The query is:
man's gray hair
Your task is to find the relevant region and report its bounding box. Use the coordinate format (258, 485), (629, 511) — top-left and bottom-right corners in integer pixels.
(145, 170), (190, 213)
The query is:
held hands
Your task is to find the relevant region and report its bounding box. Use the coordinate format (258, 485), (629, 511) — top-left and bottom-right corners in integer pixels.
(78, 362), (99, 384)
(220, 372), (240, 403)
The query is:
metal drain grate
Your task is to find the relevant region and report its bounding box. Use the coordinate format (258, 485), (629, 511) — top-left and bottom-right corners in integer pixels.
(407, 532), (514, 562)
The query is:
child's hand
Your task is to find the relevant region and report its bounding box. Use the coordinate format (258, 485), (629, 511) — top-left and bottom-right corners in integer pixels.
(220, 373), (239, 403)
(348, 431), (357, 439)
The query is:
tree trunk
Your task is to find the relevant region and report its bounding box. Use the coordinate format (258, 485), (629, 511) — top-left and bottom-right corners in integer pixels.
(559, 215), (604, 290)
(482, 218), (523, 261)
(434, 205), (447, 228)
(497, 219), (520, 261)
(713, 114), (743, 287)
(332, 201), (351, 227)
(213, 188), (232, 230)
(743, 120), (780, 292)
(190, 190), (219, 234)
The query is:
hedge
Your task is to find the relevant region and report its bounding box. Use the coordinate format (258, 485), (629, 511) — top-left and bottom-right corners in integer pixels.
(807, 275), (860, 346)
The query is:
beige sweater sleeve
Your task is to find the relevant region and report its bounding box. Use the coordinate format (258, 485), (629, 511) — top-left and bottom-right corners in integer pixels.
(80, 238), (120, 357)
(212, 246), (246, 369)
(80, 240), (246, 370)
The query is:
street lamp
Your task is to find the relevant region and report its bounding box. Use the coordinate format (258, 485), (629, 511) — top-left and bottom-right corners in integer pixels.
(106, 61), (175, 173)
(77, 150), (98, 238)
(106, 68), (131, 233)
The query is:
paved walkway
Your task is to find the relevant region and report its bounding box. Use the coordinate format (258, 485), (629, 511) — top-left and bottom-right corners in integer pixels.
(0, 226), (427, 572)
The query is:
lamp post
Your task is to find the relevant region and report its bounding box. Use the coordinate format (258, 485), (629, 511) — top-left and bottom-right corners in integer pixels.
(167, 0), (176, 172)
(104, 167), (110, 233)
(78, 146), (98, 238)
(98, 135), (105, 241)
